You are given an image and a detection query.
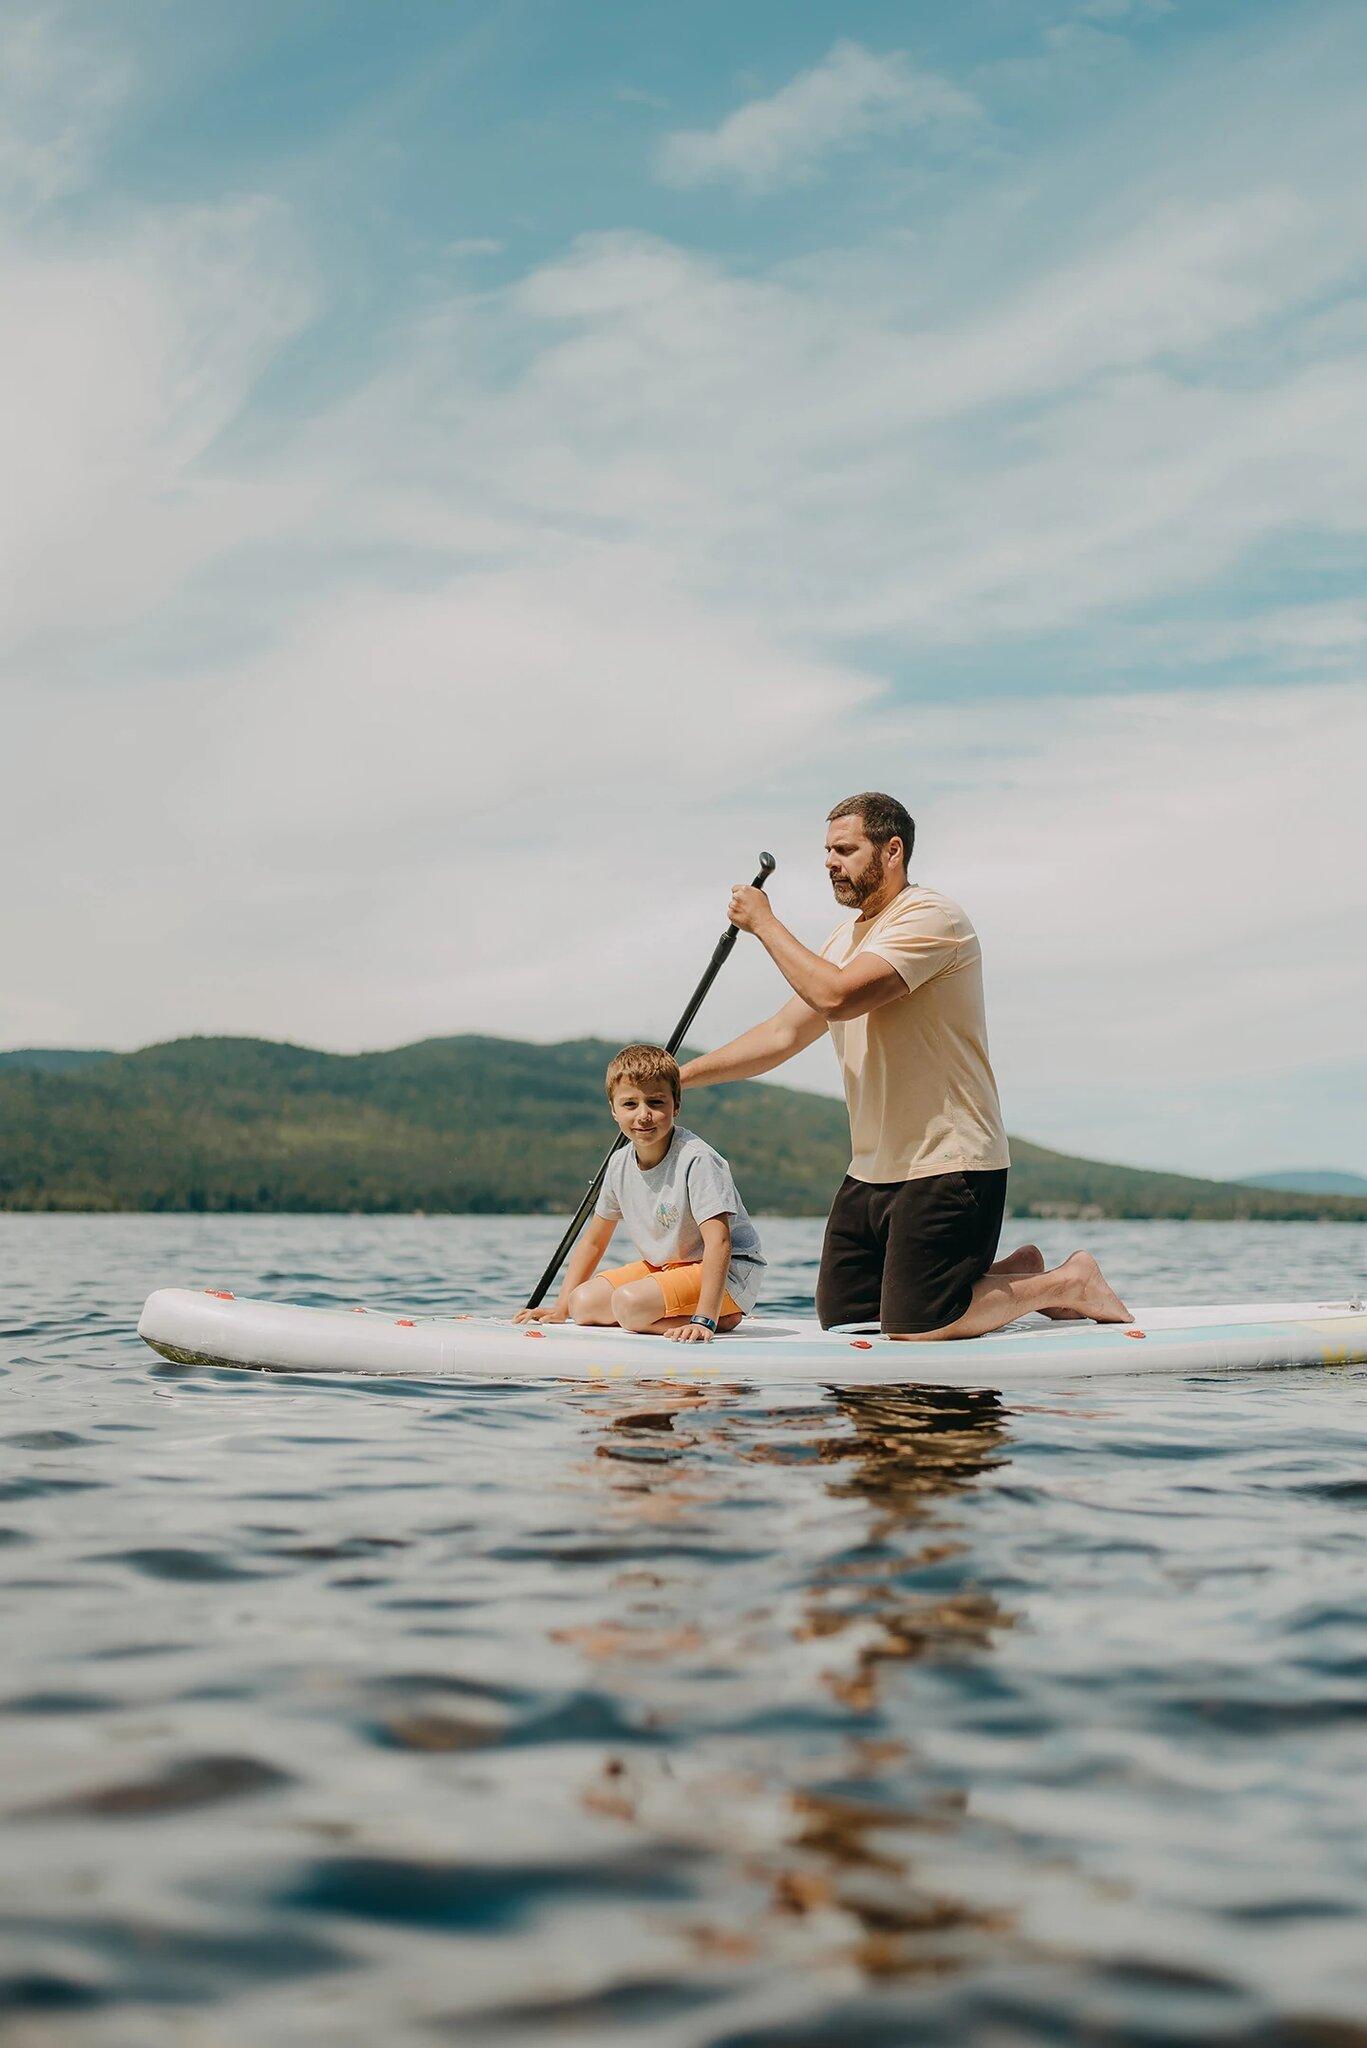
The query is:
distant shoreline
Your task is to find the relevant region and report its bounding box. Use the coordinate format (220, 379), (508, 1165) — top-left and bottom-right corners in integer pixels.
(5, 1196), (1360, 1212)
(2, 1035), (1364, 1225)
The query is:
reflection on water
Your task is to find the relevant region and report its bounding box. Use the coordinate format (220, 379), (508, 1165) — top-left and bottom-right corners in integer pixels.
(2, 1214), (1365, 2044)
(809, 1386), (1013, 1704)
(555, 1378), (1023, 1994)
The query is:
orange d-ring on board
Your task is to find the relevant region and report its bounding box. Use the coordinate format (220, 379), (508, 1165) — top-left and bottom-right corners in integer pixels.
(206, 1289), (234, 1300)
(525, 1328), (545, 1339)
(1125, 1329), (1147, 1339)
(396, 1319), (415, 1328)
(849, 1338), (873, 1349)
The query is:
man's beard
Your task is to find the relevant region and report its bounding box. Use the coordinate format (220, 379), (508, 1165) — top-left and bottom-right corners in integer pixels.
(830, 845), (885, 906)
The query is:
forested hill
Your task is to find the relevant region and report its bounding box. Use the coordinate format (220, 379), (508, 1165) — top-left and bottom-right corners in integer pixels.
(0, 1035), (1364, 1221)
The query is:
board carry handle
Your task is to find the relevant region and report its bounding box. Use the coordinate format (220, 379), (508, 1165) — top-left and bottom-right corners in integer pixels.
(523, 853), (776, 1311)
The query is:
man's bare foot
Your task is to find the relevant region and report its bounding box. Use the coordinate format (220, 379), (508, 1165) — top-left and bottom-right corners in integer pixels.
(1056, 1250), (1130, 1324)
(991, 1243), (1081, 1318)
(991, 1244), (1044, 1276)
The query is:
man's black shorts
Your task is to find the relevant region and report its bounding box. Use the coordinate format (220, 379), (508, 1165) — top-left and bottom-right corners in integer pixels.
(816, 1169), (1009, 1334)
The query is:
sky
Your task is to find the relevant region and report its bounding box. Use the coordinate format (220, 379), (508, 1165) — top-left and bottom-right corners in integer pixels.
(3, 0), (1365, 1180)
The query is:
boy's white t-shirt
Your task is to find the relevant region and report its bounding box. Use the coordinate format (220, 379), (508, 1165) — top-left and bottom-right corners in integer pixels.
(595, 1126), (766, 1312)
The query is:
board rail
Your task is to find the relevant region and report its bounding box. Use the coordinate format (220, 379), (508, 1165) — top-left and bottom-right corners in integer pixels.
(139, 1288), (1367, 1387)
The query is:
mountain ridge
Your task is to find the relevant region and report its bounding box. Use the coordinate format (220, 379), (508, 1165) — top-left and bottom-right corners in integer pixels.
(1, 1035), (1364, 1221)
(1239, 1170), (1367, 1197)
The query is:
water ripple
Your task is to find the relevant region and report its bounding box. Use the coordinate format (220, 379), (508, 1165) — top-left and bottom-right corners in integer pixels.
(1, 1212), (1363, 2044)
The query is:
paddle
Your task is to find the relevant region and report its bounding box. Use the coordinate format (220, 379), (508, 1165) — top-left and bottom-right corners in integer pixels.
(523, 852), (777, 1311)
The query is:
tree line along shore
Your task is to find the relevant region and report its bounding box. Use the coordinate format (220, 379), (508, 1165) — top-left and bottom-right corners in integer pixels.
(0, 1037), (1362, 1222)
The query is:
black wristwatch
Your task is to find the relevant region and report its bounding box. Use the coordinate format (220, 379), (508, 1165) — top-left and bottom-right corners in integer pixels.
(689, 1314), (718, 1332)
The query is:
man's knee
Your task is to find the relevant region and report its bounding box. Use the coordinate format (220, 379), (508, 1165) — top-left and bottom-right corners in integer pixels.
(816, 1268), (878, 1332)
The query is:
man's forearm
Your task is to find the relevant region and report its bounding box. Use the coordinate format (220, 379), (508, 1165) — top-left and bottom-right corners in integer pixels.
(753, 917), (847, 1016)
(680, 1017), (798, 1089)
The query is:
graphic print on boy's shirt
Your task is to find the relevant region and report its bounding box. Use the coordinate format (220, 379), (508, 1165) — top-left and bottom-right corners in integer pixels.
(596, 1126), (766, 1313)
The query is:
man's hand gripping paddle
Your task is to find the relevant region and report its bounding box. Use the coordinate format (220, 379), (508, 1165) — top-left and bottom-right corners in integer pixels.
(523, 853), (777, 1312)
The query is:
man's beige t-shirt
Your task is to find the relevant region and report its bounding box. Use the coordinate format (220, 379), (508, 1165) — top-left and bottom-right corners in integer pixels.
(820, 885), (1010, 1184)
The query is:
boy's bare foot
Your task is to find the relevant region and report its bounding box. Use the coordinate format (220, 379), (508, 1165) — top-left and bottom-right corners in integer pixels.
(1056, 1250), (1130, 1324)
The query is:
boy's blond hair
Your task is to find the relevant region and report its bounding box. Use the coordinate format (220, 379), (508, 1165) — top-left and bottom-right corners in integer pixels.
(605, 1044), (681, 1108)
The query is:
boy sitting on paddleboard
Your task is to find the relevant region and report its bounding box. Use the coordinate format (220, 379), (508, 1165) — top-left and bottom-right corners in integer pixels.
(513, 1044), (765, 1344)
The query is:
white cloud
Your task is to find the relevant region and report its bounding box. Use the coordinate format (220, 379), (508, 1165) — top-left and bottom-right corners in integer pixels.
(920, 681), (1367, 1081)
(1141, 601), (1367, 676)
(656, 41), (978, 193)
(0, 197), (315, 661)
(5, 541), (881, 1054)
(0, 10), (314, 674)
(308, 180), (1366, 659)
(0, 3), (130, 212)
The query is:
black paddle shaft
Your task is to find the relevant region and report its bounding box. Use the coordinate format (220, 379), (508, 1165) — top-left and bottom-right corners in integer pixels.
(523, 852), (776, 1311)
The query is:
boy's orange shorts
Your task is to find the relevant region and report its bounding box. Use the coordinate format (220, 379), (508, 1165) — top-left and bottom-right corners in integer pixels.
(600, 1259), (744, 1321)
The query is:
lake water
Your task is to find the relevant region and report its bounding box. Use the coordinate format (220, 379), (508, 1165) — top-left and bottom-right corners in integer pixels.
(2, 1215), (1365, 2046)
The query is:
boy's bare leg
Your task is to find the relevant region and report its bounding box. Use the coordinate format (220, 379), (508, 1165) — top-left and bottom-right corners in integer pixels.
(888, 1250), (1129, 1343)
(610, 1277), (741, 1336)
(568, 1277), (619, 1325)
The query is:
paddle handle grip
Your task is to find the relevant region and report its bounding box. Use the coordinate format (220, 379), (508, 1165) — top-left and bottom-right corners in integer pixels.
(664, 853), (775, 1055)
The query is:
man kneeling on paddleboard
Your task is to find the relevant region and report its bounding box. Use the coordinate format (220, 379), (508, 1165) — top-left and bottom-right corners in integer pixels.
(679, 792), (1129, 1340)
(514, 1044), (766, 1343)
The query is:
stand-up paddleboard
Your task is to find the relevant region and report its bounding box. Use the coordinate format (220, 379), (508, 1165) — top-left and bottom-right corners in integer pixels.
(138, 1288), (1367, 1386)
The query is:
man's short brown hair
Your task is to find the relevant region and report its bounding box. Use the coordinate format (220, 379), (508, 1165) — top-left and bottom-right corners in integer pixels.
(605, 1043), (681, 1107)
(827, 791), (915, 860)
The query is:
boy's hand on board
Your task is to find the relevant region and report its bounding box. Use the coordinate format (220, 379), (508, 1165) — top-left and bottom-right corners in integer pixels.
(667, 1322), (714, 1344)
(512, 1303), (569, 1325)
(728, 884), (774, 935)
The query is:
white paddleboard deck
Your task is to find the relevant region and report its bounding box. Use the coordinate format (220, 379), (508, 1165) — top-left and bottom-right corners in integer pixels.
(138, 1288), (1367, 1386)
